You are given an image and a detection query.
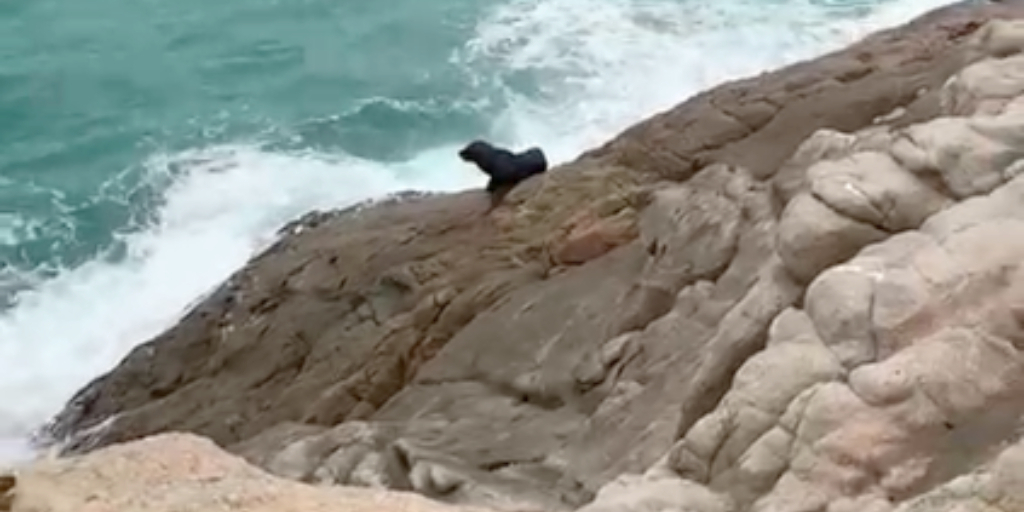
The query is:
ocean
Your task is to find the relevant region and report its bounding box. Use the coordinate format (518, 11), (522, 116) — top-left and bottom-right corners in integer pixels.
(0, 0), (956, 462)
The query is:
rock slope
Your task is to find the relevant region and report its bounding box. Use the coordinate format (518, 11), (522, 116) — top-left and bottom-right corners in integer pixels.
(35, 3), (1024, 512)
(0, 433), (499, 512)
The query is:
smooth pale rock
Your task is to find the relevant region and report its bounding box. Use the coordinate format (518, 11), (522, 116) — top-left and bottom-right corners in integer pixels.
(773, 129), (859, 203)
(728, 326), (844, 415)
(943, 54), (1024, 116)
(829, 495), (895, 512)
(232, 421), (402, 486)
(889, 442), (1024, 512)
(805, 261), (885, 368)
(671, 411), (729, 482)
(968, 18), (1024, 59)
(780, 58), (1024, 286)
(764, 307), (822, 348)
(714, 168), (1024, 510)
(670, 307), (842, 490)
(576, 473), (734, 512)
(852, 328), (1023, 424)
(671, 259), (804, 437)
(5, 434), (498, 512)
(744, 426), (796, 471)
(777, 192), (888, 283)
(984, 441), (1024, 511)
(889, 115), (1024, 199)
(807, 150), (950, 232)
(919, 173), (1024, 236)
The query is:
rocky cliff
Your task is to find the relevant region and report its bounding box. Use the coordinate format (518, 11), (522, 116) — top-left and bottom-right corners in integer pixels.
(27, 2), (1024, 512)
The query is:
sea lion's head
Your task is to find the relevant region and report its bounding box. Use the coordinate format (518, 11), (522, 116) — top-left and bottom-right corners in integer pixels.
(458, 140), (494, 164)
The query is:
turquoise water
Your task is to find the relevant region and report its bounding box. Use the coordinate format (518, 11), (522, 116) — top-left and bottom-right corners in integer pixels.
(0, 0), (954, 458)
(0, 0), (492, 273)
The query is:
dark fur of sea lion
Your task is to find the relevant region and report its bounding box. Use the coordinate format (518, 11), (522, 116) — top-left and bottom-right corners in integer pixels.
(458, 140), (548, 207)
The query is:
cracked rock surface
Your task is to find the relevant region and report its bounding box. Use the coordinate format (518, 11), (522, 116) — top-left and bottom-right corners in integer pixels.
(31, 4), (1024, 512)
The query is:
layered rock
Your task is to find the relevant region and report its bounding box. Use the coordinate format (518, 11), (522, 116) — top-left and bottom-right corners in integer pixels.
(35, 4), (1024, 512)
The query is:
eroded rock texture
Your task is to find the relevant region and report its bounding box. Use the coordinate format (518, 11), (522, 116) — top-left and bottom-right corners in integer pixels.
(36, 5), (1024, 512)
(590, 16), (1024, 512)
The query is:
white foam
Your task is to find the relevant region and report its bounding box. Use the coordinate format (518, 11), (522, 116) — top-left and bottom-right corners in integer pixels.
(0, 0), (955, 461)
(0, 180), (68, 249)
(0, 213), (24, 246)
(0, 144), (478, 443)
(458, 0), (953, 162)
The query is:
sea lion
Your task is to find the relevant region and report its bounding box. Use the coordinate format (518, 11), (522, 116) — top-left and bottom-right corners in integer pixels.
(458, 139), (548, 208)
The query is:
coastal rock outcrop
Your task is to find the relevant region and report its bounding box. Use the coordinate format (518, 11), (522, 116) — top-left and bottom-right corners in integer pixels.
(0, 433), (500, 512)
(584, 15), (1024, 512)
(36, 3), (1024, 512)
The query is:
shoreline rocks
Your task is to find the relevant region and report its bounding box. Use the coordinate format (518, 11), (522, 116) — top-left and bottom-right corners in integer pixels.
(0, 433), (504, 512)
(27, 3), (1024, 512)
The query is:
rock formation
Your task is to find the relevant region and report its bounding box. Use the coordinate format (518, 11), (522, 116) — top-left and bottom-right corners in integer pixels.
(0, 433), (500, 512)
(26, 2), (1024, 512)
